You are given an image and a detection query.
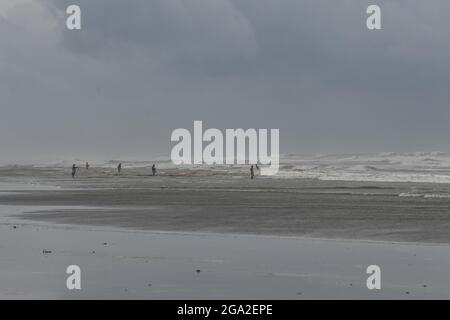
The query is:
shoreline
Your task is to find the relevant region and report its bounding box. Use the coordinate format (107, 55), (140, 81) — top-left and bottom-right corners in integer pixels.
(2, 173), (450, 244)
(8, 206), (450, 249)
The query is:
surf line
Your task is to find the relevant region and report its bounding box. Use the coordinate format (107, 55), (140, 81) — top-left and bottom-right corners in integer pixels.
(170, 121), (279, 175)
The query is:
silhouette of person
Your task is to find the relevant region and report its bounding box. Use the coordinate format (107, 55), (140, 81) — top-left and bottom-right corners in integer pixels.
(72, 164), (79, 178)
(255, 164), (259, 171)
(250, 165), (254, 179)
(86, 162), (89, 170)
(118, 163), (122, 174)
(152, 164), (156, 176)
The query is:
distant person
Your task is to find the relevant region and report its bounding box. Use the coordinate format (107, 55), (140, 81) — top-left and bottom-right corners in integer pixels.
(71, 164), (79, 178)
(85, 162), (89, 170)
(250, 165), (254, 179)
(152, 164), (156, 176)
(255, 164), (259, 171)
(118, 163), (122, 174)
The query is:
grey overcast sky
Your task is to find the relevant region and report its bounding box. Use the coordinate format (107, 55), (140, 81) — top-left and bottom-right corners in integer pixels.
(1, 0), (450, 162)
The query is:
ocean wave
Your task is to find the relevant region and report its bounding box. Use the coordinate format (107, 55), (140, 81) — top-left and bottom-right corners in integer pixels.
(398, 192), (450, 198)
(4, 152), (450, 184)
(398, 193), (424, 198)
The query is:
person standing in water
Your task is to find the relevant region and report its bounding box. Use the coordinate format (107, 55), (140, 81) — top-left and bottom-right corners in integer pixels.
(71, 164), (79, 178)
(250, 165), (255, 179)
(85, 162), (89, 170)
(152, 164), (156, 176)
(117, 163), (122, 174)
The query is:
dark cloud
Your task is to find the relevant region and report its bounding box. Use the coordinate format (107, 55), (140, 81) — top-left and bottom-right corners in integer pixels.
(1, 0), (450, 162)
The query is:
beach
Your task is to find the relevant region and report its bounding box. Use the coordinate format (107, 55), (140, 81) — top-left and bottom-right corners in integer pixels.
(1, 157), (450, 299)
(2, 223), (450, 299)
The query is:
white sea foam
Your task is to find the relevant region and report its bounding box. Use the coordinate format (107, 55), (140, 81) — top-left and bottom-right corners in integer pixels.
(275, 152), (450, 183)
(398, 192), (450, 198)
(3, 152), (450, 184)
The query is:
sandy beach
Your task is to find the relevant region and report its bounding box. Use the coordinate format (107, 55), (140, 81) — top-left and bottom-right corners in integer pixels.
(2, 222), (450, 299)
(1, 164), (450, 299)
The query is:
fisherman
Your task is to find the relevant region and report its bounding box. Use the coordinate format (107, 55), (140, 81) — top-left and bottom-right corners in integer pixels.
(71, 164), (78, 178)
(118, 163), (122, 174)
(152, 164), (156, 176)
(250, 165), (254, 179)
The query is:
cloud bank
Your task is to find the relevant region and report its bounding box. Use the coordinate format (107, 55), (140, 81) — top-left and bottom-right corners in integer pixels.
(1, 0), (450, 162)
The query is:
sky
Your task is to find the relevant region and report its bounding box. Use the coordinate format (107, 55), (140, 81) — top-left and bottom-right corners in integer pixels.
(1, 0), (450, 162)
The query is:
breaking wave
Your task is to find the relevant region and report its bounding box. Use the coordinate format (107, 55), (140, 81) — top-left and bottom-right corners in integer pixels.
(4, 152), (450, 184)
(398, 192), (450, 198)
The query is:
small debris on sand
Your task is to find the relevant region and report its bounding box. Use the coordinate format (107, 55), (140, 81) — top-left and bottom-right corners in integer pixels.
(42, 250), (52, 254)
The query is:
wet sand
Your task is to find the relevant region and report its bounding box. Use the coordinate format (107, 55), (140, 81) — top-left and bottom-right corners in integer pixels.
(1, 222), (450, 299)
(1, 166), (450, 299)
(1, 166), (450, 243)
